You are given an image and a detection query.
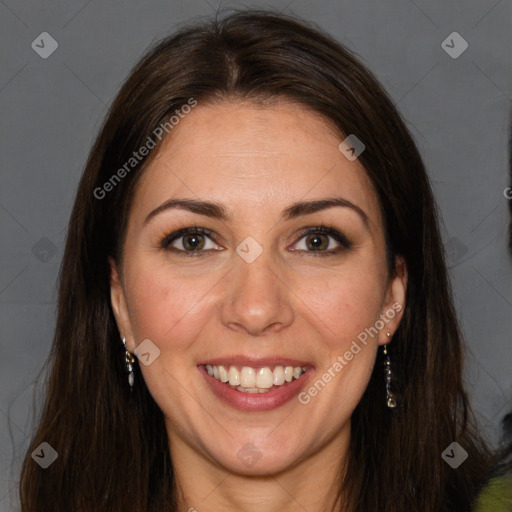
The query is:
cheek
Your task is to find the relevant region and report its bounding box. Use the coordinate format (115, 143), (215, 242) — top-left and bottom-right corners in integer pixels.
(294, 265), (386, 345)
(124, 259), (214, 347)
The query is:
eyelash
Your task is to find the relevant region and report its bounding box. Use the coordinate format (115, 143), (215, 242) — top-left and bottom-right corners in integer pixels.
(159, 224), (352, 258)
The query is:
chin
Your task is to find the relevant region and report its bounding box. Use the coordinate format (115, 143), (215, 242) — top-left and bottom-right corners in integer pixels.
(220, 450), (299, 477)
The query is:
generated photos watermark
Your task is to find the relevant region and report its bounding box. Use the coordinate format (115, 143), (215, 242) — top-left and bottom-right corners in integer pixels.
(31, 442), (58, 469)
(298, 302), (402, 404)
(441, 442), (469, 469)
(93, 97), (197, 200)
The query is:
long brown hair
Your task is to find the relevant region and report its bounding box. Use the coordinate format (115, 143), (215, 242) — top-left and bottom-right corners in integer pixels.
(19, 9), (494, 511)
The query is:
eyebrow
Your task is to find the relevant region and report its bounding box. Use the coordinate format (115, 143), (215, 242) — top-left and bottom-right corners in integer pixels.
(144, 197), (369, 226)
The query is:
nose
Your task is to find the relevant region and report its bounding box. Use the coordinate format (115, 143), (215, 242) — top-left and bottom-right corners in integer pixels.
(220, 246), (294, 336)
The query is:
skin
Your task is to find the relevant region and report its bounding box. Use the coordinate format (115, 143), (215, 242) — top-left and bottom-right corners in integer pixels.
(110, 100), (407, 512)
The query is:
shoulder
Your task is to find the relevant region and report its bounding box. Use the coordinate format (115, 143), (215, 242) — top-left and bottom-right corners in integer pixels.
(473, 473), (512, 511)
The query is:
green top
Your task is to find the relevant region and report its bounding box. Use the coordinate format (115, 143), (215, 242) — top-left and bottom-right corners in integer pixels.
(474, 474), (512, 511)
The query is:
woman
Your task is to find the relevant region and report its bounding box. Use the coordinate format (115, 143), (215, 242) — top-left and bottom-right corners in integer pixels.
(19, 10), (495, 511)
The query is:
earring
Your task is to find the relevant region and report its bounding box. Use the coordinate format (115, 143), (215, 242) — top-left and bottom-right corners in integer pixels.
(122, 337), (135, 390)
(383, 330), (397, 408)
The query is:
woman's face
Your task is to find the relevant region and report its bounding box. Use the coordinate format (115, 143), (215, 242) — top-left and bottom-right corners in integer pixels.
(111, 100), (406, 476)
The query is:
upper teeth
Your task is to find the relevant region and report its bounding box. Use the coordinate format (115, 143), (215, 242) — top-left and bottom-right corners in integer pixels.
(205, 364), (306, 389)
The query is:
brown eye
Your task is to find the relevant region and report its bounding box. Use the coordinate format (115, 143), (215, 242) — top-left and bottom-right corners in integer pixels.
(181, 233), (206, 251)
(161, 227), (221, 256)
(304, 233), (329, 251)
(291, 225), (352, 256)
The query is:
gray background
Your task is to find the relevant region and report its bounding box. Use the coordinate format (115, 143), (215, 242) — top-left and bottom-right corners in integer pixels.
(1, 0), (511, 509)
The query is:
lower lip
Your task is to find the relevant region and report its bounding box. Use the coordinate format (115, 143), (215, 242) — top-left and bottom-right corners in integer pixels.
(198, 365), (313, 412)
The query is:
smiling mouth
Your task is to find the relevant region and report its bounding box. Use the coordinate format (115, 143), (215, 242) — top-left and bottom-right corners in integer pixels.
(202, 364), (308, 393)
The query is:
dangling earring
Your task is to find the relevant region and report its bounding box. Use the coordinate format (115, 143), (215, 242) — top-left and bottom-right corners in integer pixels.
(383, 330), (397, 408)
(122, 337), (135, 390)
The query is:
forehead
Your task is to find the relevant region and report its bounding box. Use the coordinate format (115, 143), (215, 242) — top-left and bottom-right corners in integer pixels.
(131, 100), (382, 228)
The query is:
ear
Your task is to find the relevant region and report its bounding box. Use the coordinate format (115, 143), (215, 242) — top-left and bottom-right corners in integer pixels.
(109, 257), (135, 352)
(377, 255), (407, 346)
